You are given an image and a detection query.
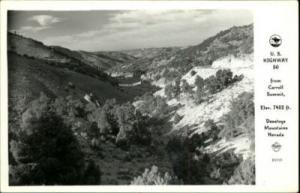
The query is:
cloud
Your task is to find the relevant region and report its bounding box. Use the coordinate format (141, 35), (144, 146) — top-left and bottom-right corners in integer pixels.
(16, 14), (63, 34)
(28, 15), (63, 27)
(45, 10), (213, 44)
(43, 10), (252, 51)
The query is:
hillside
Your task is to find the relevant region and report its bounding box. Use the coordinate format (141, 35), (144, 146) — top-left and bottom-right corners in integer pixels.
(122, 47), (181, 59)
(8, 52), (135, 120)
(120, 24), (253, 83)
(8, 24), (255, 185)
(8, 32), (136, 72)
(7, 33), (152, 119)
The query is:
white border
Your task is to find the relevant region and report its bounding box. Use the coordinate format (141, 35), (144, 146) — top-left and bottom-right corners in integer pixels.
(0, 1), (298, 192)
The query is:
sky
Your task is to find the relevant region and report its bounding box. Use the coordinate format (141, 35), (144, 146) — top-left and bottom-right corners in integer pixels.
(8, 10), (253, 51)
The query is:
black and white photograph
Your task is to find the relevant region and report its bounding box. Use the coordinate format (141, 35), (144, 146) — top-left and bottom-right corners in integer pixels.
(7, 9), (255, 186)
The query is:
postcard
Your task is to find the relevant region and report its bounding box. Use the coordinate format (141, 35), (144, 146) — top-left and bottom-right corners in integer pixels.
(0, 0), (298, 192)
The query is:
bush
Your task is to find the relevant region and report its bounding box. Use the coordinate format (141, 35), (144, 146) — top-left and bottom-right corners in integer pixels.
(166, 130), (242, 184)
(181, 79), (193, 94)
(227, 157), (255, 185)
(165, 84), (175, 99)
(166, 135), (211, 184)
(163, 69), (181, 81)
(173, 113), (183, 124)
(164, 78), (180, 99)
(205, 75), (221, 94)
(138, 94), (170, 118)
(193, 75), (205, 103)
(194, 75), (205, 90)
(86, 99), (119, 139)
(195, 86), (205, 104)
(216, 69), (233, 88)
(115, 103), (138, 146)
(219, 92), (254, 140)
(204, 119), (220, 141)
(130, 165), (175, 185)
(86, 99), (153, 148)
(10, 93), (102, 185)
(190, 70), (197, 76)
(81, 160), (102, 184)
(204, 69), (237, 94)
(18, 111), (85, 185)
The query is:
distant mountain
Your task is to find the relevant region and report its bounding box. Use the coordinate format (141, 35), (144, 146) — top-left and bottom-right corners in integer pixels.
(112, 24), (253, 81)
(110, 47), (181, 74)
(121, 47), (181, 59)
(8, 32), (136, 72)
(168, 24), (253, 69)
(7, 33), (143, 118)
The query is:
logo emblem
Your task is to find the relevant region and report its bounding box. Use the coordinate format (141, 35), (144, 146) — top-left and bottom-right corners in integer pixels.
(269, 34), (282, 47)
(272, 142), (282, 152)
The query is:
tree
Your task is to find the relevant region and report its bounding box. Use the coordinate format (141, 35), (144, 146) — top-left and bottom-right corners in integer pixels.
(164, 78), (181, 99)
(81, 160), (102, 185)
(10, 93), (102, 185)
(190, 70), (197, 76)
(181, 79), (192, 94)
(115, 103), (137, 146)
(19, 111), (85, 185)
(194, 75), (206, 103)
(227, 157), (255, 185)
(195, 86), (205, 104)
(131, 165), (176, 185)
(205, 75), (220, 94)
(194, 75), (204, 90)
(216, 69), (233, 88)
(174, 78), (181, 96)
(138, 94), (169, 118)
(165, 84), (175, 99)
(219, 92), (254, 140)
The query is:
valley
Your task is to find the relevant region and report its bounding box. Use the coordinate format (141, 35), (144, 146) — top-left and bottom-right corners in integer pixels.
(8, 24), (255, 185)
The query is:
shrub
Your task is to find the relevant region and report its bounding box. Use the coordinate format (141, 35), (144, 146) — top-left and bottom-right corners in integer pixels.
(210, 150), (242, 183)
(139, 94), (169, 118)
(166, 135), (211, 184)
(52, 95), (86, 129)
(194, 75), (205, 90)
(115, 103), (138, 146)
(81, 160), (102, 185)
(216, 69), (233, 88)
(219, 92), (254, 140)
(18, 111), (85, 185)
(195, 86), (205, 104)
(190, 70), (197, 76)
(227, 157), (255, 185)
(86, 99), (119, 139)
(166, 131), (242, 184)
(173, 113), (183, 124)
(165, 84), (175, 99)
(204, 119), (220, 141)
(130, 165), (175, 185)
(10, 93), (103, 185)
(164, 79), (180, 99)
(163, 69), (181, 81)
(181, 79), (193, 94)
(205, 75), (221, 94)
(204, 69), (237, 95)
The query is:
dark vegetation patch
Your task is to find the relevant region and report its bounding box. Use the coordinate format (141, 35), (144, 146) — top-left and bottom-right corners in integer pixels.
(9, 93), (174, 185)
(7, 24), (254, 185)
(164, 68), (244, 103)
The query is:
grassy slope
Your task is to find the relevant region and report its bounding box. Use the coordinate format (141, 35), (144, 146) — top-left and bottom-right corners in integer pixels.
(114, 24), (253, 76)
(8, 52), (133, 114)
(8, 32), (136, 72)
